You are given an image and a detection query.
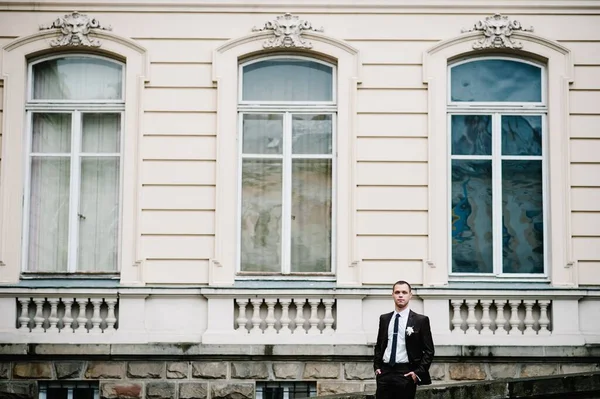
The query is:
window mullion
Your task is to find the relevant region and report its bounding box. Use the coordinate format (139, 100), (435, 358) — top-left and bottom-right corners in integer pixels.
(67, 111), (82, 273)
(68, 387), (74, 399)
(281, 112), (292, 274)
(492, 113), (503, 276)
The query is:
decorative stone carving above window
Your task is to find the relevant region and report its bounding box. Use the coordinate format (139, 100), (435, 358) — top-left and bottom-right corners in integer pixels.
(252, 13), (324, 49)
(462, 14), (533, 50)
(39, 11), (112, 47)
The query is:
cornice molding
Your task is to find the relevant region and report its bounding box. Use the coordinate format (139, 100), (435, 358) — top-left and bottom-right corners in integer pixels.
(1, 1), (600, 13)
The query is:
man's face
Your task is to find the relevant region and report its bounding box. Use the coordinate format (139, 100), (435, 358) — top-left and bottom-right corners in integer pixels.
(392, 283), (412, 311)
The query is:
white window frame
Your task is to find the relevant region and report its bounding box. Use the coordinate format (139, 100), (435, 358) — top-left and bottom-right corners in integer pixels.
(22, 54), (125, 274)
(447, 57), (548, 278)
(237, 56), (337, 276)
(211, 30), (361, 285)
(423, 31), (575, 286)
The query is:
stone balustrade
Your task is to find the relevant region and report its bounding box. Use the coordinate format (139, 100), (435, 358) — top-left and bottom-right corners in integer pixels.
(16, 295), (118, 333)
(449, 298), (552, 335)
(234, 297), (336, 335)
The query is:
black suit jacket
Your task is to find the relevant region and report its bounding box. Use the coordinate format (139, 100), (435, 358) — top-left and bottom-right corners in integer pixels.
(373, 310), (435, 385)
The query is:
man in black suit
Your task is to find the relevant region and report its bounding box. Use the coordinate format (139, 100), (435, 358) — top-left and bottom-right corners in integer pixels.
(373, 280), (435, 399)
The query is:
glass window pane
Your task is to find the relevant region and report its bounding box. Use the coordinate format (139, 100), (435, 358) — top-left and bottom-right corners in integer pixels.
(451, 115), (492, 155)
(241, 159), (283, 272)
(451, 160), (493, 273)
(33, 57), (123, 100)
(78, 157), (120, 272)
(74, 388), (95, 399)
(502, 160), (544, 274)
(32, 113), (71, 153)
(291, 159), (332, 273)
(451, 59), (542, 102)
(82, 113), (121, 153)
(28, 157), (70, 272)
(242, 59), (333, 102)
(292, 114), (332, 154)
(502, 115), (542, 156)
(242, 114), (284, 154)
(47, 388), (69, 399)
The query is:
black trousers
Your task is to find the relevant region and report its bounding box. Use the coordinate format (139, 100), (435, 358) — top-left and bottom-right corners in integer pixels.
(375, 363), (417, 399)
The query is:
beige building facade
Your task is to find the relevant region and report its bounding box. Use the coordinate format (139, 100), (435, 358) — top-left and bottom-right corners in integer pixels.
(0, 1), (599, 398)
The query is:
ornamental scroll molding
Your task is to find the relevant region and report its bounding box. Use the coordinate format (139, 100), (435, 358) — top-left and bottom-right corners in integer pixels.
(252, 13), (324, 49)
(39, 11), (112, 47)
(462, 14), (533, 50)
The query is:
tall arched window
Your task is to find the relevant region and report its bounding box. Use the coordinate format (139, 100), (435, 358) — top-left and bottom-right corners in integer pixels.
(238, 56), (336, 274)
(448, 57), (546, 276)
(24, 55), (124, 273)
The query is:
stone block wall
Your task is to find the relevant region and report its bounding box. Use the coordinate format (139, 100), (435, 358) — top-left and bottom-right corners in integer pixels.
(1, 360), (599, 399)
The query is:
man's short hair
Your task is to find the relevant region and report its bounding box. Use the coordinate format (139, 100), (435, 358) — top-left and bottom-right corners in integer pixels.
(392, 280), (412, 292)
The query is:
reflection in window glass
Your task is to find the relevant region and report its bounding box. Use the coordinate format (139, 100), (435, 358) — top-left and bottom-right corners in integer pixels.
(33, 57), (123, 100)
(451, 115), (492, 155)
(240, 159), (283, 272)
(242, 59), (333, 102)
(502, 160), (544, 274)
(451, 160), (493, 274)
(292, 114), (332, 154)
(242, 114), (284, 155)
(502, 115), (542, 156)
(451, 59), (541, 102)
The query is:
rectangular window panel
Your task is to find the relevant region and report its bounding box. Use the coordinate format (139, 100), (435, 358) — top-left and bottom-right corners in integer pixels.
(502, 160), (544, 274)
(47, 388), (68, 399)
(82, 113), (121, 153)
(28, 157), (71, 272)
(291, 159), (332, 273)
(73, 388), (95, 399)
(501, 115), (542, 156)
(242, 114), (284, 155)
(32, 113), (71, 153)
(78, 157), (120, 272)
(451, 115), (491, 156)
(241, 159), (283, 272)
(451, 160), (493, 273)
(292, 114), (332, 154)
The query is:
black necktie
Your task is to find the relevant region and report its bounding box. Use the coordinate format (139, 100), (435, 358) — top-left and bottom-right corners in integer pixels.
(389, 314), (400, 365)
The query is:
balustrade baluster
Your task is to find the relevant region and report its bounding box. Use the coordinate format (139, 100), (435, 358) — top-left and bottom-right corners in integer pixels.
(33, 298), (45, 332)
(76, 298), (89, 333)
(494, 299), (508, 334)
(18, 298), (31, 330)
(90, 298), (103, 333)
(538, 300), (551, 335)
(63, 299), (74, 332)
(293, 298), (307, 334)
(264, 298), (277, 334)
(105, 298), (118, 331)
(307, 298), (320, 335)
(508, 300), (521, 335)
(322, 299), (335, 334)
(250, 298), (263, 334)
(523, 300), (536, 335)
(236, 298), (249, 334)
(450, 299), (464, 334)
(465, 299), (478, 334)
(48, 298), (60, 332)
(480, 299), (492, 334)
(279, 298), (292, 334)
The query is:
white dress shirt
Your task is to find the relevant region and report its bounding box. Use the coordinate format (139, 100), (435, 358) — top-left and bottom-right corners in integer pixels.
(383, 307), (410, 364)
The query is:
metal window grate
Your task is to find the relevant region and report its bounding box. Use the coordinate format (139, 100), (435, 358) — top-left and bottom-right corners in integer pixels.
(256, 382), (317, 399)
(39, 381), (99, 399)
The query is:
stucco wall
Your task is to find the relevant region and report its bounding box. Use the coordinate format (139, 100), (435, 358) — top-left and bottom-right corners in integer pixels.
(0, 2), (598, 286)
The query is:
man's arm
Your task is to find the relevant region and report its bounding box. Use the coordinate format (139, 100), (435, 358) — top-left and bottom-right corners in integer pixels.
(415, 316), (435, 375)
(373, 315), (385, 372)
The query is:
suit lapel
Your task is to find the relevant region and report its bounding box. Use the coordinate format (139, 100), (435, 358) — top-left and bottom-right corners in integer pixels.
(382, 311), (393, 343)
(405, 310), (415, 340)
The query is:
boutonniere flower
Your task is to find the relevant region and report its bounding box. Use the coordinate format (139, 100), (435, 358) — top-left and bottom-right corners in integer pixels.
(406, 326), (414, 336)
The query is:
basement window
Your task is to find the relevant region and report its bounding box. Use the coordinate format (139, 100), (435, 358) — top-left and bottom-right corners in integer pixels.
(256, 381), (317, 399)
(39, 381), (99, 399)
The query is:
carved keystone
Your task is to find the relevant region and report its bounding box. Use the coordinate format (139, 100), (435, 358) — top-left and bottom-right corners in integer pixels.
(462, 14), (533, 50)
(252, 13), (323, 49)
(39, 11), (112, 47)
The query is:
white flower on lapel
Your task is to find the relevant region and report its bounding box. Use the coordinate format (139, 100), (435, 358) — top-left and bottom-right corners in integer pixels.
(406, 326), (414, 336)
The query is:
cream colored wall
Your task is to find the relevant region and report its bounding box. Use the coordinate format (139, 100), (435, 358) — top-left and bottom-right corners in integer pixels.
(0, 4), (598, 286)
